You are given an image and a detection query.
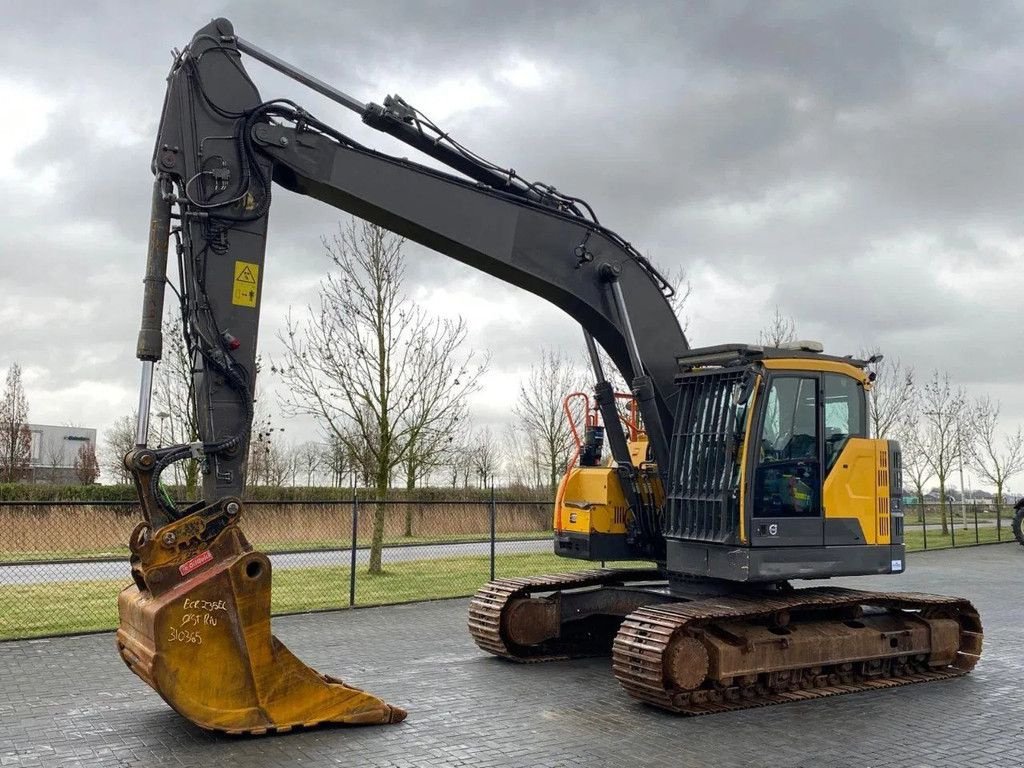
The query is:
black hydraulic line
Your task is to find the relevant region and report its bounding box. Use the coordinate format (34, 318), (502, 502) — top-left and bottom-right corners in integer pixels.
(359, 102), (551, 206)
(582, 331), (633, 469)
(233, 33), (547, 206)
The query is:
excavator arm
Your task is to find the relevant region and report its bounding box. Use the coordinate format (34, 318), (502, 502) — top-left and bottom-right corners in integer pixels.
(134, 18), (686, 527)
(119, 17), (686, 734)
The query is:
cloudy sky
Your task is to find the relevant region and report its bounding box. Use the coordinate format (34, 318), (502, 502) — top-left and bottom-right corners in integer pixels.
(1, 1), (1021, 485)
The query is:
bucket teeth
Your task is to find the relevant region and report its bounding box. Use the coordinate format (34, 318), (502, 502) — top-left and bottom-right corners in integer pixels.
(117, 537), (405, 734)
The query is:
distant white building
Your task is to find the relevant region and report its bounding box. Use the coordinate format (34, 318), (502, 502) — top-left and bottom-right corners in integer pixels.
(26, 424), (98, 484)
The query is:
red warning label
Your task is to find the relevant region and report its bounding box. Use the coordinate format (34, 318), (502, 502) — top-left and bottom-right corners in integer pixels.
(179, 549), (213, 576)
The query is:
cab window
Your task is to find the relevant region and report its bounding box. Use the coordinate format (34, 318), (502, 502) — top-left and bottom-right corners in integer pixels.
(823, 373), (866, 469)
(755, 376), (818, 517)
(760, 377), (817, 462)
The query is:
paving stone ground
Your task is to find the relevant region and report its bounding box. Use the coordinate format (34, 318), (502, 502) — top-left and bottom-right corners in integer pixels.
(1, 543), (1021, 768)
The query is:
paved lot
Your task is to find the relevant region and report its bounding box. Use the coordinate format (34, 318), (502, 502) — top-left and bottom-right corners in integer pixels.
(0, 543), (1021, 768)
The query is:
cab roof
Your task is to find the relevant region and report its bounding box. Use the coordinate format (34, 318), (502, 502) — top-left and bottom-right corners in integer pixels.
(675, 343), (875, 372)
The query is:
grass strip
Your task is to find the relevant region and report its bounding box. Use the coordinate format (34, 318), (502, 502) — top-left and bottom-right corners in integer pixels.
(0, 552), (648, 640)
(904, 524), (1005, 551)
(3, 529), (1012, 642)
(0, 531), (552, 564)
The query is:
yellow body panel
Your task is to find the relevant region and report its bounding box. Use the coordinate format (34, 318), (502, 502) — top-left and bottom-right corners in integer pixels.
(736, 376), (761, 544)
(823, 438), (891, 545)
(762, 357), (871, 386)
(628, 435), (649, 467)
(555, 465), (629, 535)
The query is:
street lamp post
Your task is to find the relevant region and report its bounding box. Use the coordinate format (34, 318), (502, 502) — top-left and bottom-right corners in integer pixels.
(957, 421), (967, 530)
(155, 411), (170, 448)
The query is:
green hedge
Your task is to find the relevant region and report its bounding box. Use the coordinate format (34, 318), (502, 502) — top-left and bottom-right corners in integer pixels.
(0, 484), (138, 501)
(0, 483), (551, 503)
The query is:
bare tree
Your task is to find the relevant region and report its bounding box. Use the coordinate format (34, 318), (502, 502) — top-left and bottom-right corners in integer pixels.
(74, 442), (100, 484)
(863, 350), (915, 438)
(920, 370), (968, 535)
(246, 402), (283, 487)
(152, 316), (201, 496)
(325, 434), (350, 487)
(471, 426), (499, 488)
(757, 306), (798, 347)
(275, 220), (485, 572)
(45, 439), (64, 473)
(341, 417), (377, 487)
(0, 363), (32, 483)
(970, 396), (1024, 532)
(895, 406), (933, 522)
(513, 349), (587, 492)
(442, 438), (473, 489)
(263, 440), (291, 488)
(104, 413), (136, 484)
(295, 442), (324, 486)
(501, 424), (544, 488)
(664, 264), (692, 332)
(401, 329), (487, 494)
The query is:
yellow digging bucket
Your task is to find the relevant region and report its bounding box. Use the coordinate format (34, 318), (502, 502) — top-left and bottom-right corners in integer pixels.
(116, 516), (405, 735)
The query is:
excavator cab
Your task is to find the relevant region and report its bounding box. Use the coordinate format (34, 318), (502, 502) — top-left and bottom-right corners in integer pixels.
(554, 342), (905, 582)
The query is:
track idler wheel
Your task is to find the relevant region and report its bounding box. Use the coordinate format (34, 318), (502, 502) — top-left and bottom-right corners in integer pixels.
(117, 514), (405, 734)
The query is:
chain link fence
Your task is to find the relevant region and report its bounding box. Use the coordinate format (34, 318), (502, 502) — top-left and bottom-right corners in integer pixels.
(0, 494), (559, 641)
(0, 498), (1015, 641)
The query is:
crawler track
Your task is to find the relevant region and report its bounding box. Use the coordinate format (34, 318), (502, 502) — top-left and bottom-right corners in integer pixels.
(468, 569), (663, 662)
(612, 587), (982, 715)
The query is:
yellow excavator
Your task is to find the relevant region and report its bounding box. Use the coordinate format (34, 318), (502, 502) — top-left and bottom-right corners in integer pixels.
(119, 18), (982, 734)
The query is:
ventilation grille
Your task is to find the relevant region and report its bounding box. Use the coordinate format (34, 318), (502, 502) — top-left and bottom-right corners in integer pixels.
(888, 442), (904, 544)
(877, 448), (890, 541)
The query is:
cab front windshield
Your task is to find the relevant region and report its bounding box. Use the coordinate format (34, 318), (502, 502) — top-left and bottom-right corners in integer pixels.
(755, 372), (865, 517)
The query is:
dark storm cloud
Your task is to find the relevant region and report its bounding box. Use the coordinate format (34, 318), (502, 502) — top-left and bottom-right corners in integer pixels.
(1, 0), (1022, 451)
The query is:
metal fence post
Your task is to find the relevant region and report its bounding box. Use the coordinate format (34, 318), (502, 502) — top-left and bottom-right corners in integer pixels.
(974, 504), (979, 544)
(950, 505), (956, 548)
(350, 491), (358, 607)
(922, 508), (927, 550)
(489, 484), (496, 582)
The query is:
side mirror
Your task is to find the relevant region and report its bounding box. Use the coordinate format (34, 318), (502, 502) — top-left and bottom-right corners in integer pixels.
(732, 373), (756, 406)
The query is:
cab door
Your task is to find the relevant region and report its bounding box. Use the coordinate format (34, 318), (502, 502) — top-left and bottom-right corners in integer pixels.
(749, 374), (824, 547)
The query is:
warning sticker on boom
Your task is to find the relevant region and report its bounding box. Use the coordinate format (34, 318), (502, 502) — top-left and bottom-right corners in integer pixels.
(232, 261), (259, 307)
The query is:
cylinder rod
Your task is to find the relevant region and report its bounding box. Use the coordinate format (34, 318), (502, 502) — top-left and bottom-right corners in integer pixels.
(583, 330), (606, 382)
(609, 279), (645, 378)
(137, 176), (172, 362)
(135, 361), (155, 447)
(235, 36), (367, 115)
